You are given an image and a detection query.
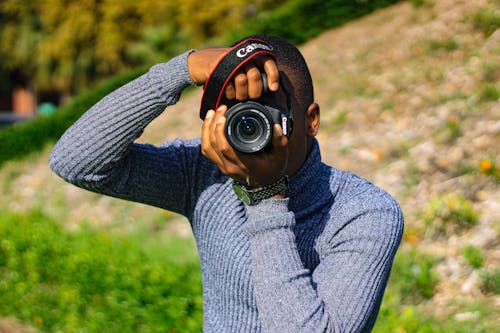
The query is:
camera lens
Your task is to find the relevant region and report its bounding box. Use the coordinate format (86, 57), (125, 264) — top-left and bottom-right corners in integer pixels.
(224, 102), (273, 153)
(236, 116), (261, 142)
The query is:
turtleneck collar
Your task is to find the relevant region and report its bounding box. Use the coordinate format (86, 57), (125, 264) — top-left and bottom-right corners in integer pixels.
(287, 138), (334, 220)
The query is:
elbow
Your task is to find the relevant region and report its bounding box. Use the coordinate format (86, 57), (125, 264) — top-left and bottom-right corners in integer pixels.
(49, 141), (126, 193)
(49, 140), (94, 187)
(49, 143), (78, 184)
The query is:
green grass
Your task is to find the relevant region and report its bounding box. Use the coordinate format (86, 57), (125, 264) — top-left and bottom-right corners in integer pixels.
(470, 7), (500, 37)
(462, 245), (485, 269)
(1, 209), (498, 332)
(426, 38), (460, 53)
(373, 246), (499, 333)
(479, 268), (500, 295)
(421, 193), (479, 237)
(0, 209), (202, 332)
(479, 83), (500, 102)
(390, 248), (440, 302)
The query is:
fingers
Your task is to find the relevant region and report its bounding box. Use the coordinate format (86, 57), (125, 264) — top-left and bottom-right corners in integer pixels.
(201, 109), (224, 167)
(257, 56), (280, 92)
(244, 65), (263, 99)
(209, 106), (230, 167)
(269, 124), (289, 179)
(272, 124), (288, 150)
(224, 56), (279, 101)
(233, 69), (248, 101)
(201, 105), (248, 180)
(224, 81), (236, 100)
(232, 65), (264, 100)
(213, 112), (249, 175)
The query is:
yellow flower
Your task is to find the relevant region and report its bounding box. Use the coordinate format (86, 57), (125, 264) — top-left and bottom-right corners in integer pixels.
(405, 233), (420, 246)
(479, 159), (492, 172)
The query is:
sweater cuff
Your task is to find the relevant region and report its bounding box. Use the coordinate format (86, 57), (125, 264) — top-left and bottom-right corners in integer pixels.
(243, 198), (295, 236)
(148, 50), (198, 98)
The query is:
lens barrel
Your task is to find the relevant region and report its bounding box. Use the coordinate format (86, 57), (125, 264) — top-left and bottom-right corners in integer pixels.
(225, 102), (273, 153)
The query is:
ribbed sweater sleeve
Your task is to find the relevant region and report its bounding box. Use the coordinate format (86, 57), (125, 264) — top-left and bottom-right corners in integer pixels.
(244, 187), (403, 333)
(49, 52), (199, 213)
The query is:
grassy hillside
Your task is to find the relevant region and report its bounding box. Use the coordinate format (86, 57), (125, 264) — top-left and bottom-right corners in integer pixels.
(1, 0), (499, 331)
(0, 0), (399, 168)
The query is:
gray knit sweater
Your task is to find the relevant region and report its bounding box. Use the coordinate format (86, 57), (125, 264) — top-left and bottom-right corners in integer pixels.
(50, 52), (404, 333)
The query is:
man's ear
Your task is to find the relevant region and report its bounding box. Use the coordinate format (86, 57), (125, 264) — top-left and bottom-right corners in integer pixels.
(306, 103), (320, 137)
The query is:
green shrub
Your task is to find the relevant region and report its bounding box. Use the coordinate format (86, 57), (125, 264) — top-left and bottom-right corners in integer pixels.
(427, 38), (460, 53)
(408, 0), (426, 7)
(462, 245), (485, 269)
(422, 193), (479, 237)
(479, 83), (500, 102)
(228, 0), (401, 45)
(0, 210), (203, 332)
(373, 248), (443, 332)
(0, 67), (147, 168)
(482, 61), (500, 83)
(0, 0), (404, 168)
(479, 268), (500, 295)
(389, 248), (439, 302)
(471, 8), (500, 37)
(373, 304), (442, 333)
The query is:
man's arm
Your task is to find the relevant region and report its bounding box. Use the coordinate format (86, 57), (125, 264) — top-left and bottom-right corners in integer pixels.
(50, 52), (200, 214)
(243, 190), (403, 332)
(50, 49), (280, 215)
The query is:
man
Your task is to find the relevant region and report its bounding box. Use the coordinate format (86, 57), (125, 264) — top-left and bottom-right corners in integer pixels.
(50, 34), (403, 332)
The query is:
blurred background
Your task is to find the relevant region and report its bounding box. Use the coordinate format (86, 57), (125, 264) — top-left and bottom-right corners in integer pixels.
(0, 0), (498, 332)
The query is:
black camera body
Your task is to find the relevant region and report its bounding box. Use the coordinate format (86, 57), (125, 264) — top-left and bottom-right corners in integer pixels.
(224, 96), (293, 154)
(199, 38), (293, 153)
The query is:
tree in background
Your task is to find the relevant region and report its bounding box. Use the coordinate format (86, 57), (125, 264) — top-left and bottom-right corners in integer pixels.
(0, 0), (283, 101)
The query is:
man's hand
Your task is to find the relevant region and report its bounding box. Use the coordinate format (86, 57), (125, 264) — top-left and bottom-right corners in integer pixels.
(190, 47), (287, 188)
(201, 105), (289, 188)
(187, 48), (280, 100)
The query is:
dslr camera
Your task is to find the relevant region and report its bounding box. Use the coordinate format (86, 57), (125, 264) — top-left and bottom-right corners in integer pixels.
(224, 74), (294, 154)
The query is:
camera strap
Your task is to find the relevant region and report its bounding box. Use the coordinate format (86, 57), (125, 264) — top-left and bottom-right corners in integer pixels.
(199, 38), (275, 120)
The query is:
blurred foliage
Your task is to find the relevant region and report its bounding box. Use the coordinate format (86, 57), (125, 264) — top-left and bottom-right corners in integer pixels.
(0, 0), (283, 94)
(462, 245), (485, 269)
(470, 7), (500, 37)
(421, 193), (479, 237)
(390, 248), (439, 303)
(228, 0), (400, 45)
(0, 0), (400, 167)
(0, 66), (147, 167)
(1, 208), (496, 332)
(373, 247), (493, 332)
(0, 209), (202, 332)
(479, 268), (500, 295)
(0, 0), (398, 96)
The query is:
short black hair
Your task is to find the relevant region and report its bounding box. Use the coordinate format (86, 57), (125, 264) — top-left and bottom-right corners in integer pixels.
(238, 34), (314, 111)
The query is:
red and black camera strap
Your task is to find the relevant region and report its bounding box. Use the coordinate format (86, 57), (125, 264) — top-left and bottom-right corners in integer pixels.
(199, 38), (276, 120)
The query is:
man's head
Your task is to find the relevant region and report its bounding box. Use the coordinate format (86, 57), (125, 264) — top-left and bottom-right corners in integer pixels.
(245, 34), (320, 176)
(247, 35), (314, 111)
(194, 35), (320, 186)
